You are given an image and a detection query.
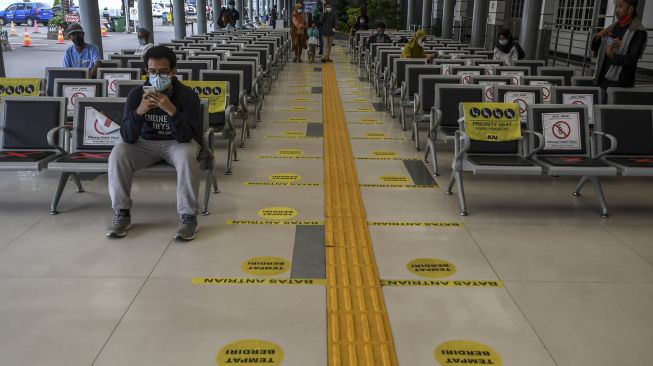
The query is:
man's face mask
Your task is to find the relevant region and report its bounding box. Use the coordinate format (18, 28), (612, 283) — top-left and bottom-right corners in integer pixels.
(325, 7), (332, 12)
(70, 34), (84, 47)
(377, 29), (384, 35)
(138, 37), (147, 45)
(148, 73), (172, 92)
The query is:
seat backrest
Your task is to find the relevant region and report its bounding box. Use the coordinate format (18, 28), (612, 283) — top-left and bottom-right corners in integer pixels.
(71, 97), (126, 152)
(449, 66), (486, 84)
(406, 65), (442, 96)
(470, 76), (513, 102)
(551, 86), (602, 119)
(494, 85), (544, 125)
(513, 60), (545, 75)
(393, 59), (427, 86)
(99, 60), (121, 68)
(187, 56), (219, 70)
(242, 47), (269, 68)
(173, 50), (188, 60)
(471, 60), (504, 74)
(175, 69), (192, 81)
(115, 80), (144, 98)
(384, 53), (402, 74)
(607, 87), (653, 105)
(182, 44), (212, 52)
(459, 102), (522, 154)
(159, 43), (181, 50)
(176, 61), (212, 80)
(97, 68), (141, 97)
(213, 45), (242, 52)
(127, 60), (147, 74)
(53, 79), (108, 118)
(215, 61), (255, 94)
(108, 54), (141, 68)
(474, 51), (496, 59)
(225, 56), (259, 74)
(571, 76), (595, 87)
(494, 66), (531, 85)
(0, 97), (65, 151)
(418, 75), (461, 111)
(200, 70), (243, 107)
(521, 76), (565, 103)
(434, 85), (484, 127)
(527, 104), (591, 156)
(45, 67), (89, 97)
(594, 105), (653, 156)
(537, 66), (574, 86)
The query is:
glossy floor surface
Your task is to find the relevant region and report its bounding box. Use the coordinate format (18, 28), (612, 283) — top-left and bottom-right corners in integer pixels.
(1, 43), (652, 366)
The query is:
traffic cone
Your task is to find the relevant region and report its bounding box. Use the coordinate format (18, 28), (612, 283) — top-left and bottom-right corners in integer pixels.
(56, 27), (65, 44)
(22, 28), (32, 47)
(101, 26), (107, 37)
(32, 21), (39, 33)
(10, 21), (17, 36)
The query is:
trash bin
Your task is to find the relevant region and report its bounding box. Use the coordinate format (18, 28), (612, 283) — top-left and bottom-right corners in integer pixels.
(113, 16), (125, 32)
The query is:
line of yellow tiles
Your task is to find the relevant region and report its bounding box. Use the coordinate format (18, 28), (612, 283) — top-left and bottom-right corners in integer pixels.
(322, 62), (399, 366)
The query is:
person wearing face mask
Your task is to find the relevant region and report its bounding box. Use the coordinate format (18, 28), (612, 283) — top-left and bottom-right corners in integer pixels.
(270, 6), (278, 29)
(226, 0), (240, 27)
(134, 28), (154, 56)
(349, 9), (369, 49)
(401, 30), (435, 62)
(592, 0), (647, 100)
(291, 3), (307, 62)
(62, 23), (102, 78)
(107, 46), (203, 241)
(492, 28), (525, 65)
(312, 2), (324, 55)
(320, 2), (338, 63)
(366, 22), (392, 50)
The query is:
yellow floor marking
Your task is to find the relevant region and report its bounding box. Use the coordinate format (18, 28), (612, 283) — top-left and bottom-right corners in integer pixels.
(323, 62), (399, 366)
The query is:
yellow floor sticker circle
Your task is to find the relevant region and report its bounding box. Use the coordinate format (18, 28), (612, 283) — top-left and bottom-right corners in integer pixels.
(407, 258), (457, 278)
(257, 207), (298, 221)
(268, 173), (302, 183)
(242, 256), (290, 276)
(435, 340), (501, 365)
(217, 339), (284, 365)
(373, 151), (397, 157)
(379, 175), (409, 183)
(277, 149), (304, 156)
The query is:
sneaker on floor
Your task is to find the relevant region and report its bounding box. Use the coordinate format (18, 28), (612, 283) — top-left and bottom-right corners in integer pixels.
(175, 214), (198, 241)
(107, 209), (132, 238)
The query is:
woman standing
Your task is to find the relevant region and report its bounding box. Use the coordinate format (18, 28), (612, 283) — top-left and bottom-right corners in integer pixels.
(493, 28), (525, 65)
(291, 3), (308, 62)
(592, 0), (647, 100)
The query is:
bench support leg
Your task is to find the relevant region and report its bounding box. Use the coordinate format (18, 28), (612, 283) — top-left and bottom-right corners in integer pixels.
(589, 176), (609, 218)
(446, 171), (468, 216)
(425, 137), (439, 176)
(201, 169), (212, 216)
(71, 173), (84, 192)
(226, 139), (234, 175)
(50, 172), (70, 215)
(573, 175), (590, 196)
(400, 104), (406, 131)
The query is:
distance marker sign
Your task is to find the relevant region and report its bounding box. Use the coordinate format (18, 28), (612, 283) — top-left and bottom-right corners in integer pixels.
(463, 102), (521, 142)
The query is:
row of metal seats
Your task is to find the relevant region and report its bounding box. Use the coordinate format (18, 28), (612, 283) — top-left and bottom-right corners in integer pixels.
(0, 28), (291, 214)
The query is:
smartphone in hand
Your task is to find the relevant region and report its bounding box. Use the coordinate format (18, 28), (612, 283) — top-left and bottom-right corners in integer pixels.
(143, 86), (156, 95)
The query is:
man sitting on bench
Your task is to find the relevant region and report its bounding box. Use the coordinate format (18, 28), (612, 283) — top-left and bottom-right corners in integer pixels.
(107, 46), (202, 241)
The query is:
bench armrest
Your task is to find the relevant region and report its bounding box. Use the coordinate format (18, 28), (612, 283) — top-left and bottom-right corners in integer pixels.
(47, 125), (72, 154)
(523, 130), (545, 158)
(591, 131), (618, 159)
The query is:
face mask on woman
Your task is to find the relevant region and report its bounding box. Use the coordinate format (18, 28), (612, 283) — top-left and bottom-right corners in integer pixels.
(298, 8), (303, 13)
(325, 7), (332, 12)
(499, 39), (508, 46)
(417, 39), (425, 48)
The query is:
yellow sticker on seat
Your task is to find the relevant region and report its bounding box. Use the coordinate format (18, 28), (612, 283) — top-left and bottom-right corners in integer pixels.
(463, 102), (521, 142)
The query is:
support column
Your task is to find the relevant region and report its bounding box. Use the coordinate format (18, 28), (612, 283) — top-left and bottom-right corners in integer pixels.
(79, 0), (103, 54)
(441, 0), (455, 39)
(485, 0), (505, 49)
(407, 0), (415, 29)
(138, 0), (154, 42)
(250, 0), (254, 21)
(520, 0), (543, 59)
(422, 0), (433, 32)
(471, 0), (488, 47)
(237, 0), (244, 27)
(212, 0), (220, 31)
(197, 0), (207, 33)
(173, 0), (186, 39)
(257, 0), (260, 18)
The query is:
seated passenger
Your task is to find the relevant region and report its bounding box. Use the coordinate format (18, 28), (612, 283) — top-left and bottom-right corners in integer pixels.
(493, 28), (525, 65)
(366, 22), (392, 50)
(401, 29), (435, 63)
(62, 23), (102, 78)
(107, 46), (202, 241)
(134, 28), (154, 56)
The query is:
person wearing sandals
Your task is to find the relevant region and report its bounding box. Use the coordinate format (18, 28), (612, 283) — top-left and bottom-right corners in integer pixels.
(291, 3), (307, 62)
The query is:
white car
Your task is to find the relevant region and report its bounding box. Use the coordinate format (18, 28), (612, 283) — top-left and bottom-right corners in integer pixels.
(152, 4), (163, 17)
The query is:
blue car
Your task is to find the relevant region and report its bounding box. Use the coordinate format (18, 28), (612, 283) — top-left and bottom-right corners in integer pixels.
(0, 2), (52, 26)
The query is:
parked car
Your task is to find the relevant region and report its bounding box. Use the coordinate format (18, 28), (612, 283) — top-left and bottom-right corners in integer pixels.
(0, 2), (52, 26)
(152, 4), (163, 17)
(185, 4), (196, 16)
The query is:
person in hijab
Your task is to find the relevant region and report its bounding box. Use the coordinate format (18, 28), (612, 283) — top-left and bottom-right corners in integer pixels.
(591, 0), (647, 100)
(401, 30), (435, 62)
(291, 3), (308, 62)
(493, 28), (525, 65)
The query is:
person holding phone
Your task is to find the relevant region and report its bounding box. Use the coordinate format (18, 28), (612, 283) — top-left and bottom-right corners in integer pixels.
(107, 46), (203, 241)
(592, 0), (647, 101)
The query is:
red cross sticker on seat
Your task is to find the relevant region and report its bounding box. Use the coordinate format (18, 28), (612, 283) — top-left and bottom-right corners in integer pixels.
(70, 152), (111, 159)
(560, 157), (584, 162)
(631, 158), (653, 164)
(0, 151), (42, 158)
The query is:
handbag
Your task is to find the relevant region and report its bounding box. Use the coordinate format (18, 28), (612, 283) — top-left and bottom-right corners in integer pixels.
(308, 36), (319, 46)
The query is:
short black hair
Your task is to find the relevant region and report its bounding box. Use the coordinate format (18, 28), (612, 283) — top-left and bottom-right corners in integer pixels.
(228, 0), (235, 4)
(143, 45), (177, 69)
(377, 22), (386, 29)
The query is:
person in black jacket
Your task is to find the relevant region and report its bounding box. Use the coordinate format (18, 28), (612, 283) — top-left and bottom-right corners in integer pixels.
(366, 22), (392, 50)
(107, 46), (202, 241)
(592, 0), (647, 101)
(226, 0), (240, 27)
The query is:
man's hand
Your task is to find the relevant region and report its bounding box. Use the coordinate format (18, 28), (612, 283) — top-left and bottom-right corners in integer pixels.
(136, 94), (158, 116)
(605, 37), (621, 58)
(596, 28), (611, 39)
(147, 92), (177, 116)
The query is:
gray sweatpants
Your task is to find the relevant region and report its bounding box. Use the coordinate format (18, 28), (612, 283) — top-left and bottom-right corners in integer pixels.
(108, 138), (201, 215)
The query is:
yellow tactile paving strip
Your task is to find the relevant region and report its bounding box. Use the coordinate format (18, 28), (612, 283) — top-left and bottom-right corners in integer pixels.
(322, 63), (399, 366)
